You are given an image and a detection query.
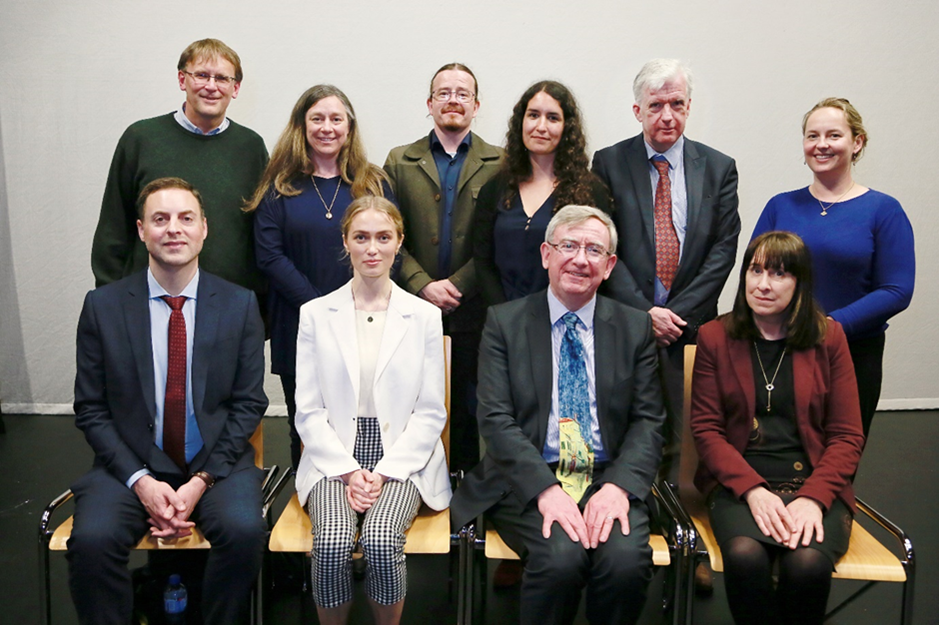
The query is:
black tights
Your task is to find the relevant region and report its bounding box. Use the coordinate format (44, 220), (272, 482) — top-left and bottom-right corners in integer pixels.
(722, 536), (832, 625)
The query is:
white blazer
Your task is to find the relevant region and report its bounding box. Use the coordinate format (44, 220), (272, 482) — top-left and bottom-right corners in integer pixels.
(294, 280), (452, 511)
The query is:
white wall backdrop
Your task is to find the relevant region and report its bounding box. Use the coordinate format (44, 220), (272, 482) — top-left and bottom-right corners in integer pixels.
(1, 0), (936, 413)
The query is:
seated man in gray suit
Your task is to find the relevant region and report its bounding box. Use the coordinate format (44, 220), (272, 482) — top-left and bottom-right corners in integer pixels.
(452, 205), (665, 625)
(69, 177), (268, 625)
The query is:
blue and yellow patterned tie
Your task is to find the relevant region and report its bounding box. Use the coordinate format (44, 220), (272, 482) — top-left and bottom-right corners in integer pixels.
(557, 312), (594, 501)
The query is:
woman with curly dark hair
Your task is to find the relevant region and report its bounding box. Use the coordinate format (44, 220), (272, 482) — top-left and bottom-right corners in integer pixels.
(474, 80), (611, 305)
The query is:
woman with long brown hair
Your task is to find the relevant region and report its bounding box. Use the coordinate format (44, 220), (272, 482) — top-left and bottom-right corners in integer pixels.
(246, 85), (391, 469)
(474, 80), (611, 305)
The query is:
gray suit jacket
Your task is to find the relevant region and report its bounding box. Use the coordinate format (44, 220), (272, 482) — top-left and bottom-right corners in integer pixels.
(592, 134), (740, 363)
(384, 132), (503, 333)
(450, 291), (665, 527)
(74, 269), (268, 484)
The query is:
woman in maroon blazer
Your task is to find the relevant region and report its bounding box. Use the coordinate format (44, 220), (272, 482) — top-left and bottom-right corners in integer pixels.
(690, 231), (864, 625)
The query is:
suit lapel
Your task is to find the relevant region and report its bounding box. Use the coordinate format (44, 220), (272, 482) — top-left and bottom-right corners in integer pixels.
(526, 295), (553, 449)
(457, 145), (483, 195)
(729, 337), (756, 420)
(192, 274), (220, 422)
(125, 272), (156, 422)
(626, 138), (656, 246)
(374, 286), (410, 385)
(593, 298), (615, 445)
(792, 347), (813, 428)
(405, 139), (442, 191)
(328, 285), (361, 404)
(678, 140), (706, 285)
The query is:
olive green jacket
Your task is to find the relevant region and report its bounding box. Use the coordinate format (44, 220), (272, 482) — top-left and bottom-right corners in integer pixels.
(384, 132), (503, 333)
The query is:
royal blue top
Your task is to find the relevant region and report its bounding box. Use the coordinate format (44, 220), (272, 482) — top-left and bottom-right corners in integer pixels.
(752, 187), (914, 340)
(254, 175), (395, 375)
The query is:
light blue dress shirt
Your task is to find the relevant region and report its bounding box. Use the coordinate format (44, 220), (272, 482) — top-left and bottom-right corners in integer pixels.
(174, 103), (230, 135)
(542, 289), (607, 463)
(644, 136), (687, 306)
(125, 269), (204, 488)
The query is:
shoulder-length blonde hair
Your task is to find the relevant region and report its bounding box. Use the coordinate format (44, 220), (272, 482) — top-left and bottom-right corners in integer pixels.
(245, 84), (386, 211)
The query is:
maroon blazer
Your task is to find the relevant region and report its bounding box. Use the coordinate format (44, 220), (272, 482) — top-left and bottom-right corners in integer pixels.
(690, 319), (864, 512)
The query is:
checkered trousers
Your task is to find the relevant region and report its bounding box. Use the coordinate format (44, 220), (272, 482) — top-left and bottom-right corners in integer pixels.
(308, 475), (421, 607)
(353, 417), (383, 471)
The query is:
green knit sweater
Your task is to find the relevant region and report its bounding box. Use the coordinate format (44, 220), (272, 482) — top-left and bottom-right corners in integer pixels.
(91, 113), (269, 292)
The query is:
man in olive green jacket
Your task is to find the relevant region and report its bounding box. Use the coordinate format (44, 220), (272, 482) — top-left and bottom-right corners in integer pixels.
(383, 62), (503, 472)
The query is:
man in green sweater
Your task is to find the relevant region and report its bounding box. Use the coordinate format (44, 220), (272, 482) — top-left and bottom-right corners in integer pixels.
(91, 38), (268, 298)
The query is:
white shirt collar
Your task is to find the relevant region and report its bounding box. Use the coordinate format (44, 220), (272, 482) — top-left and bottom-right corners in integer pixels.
(546, 287), (596, 330)
(643, 134), (684, 167)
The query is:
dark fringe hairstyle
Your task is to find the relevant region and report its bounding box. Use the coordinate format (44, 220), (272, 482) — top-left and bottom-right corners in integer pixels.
(722, 231), (827, 349)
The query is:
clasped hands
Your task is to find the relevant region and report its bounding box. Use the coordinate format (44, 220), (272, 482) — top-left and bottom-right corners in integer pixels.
(744, 486), (825, 549)
(418, 279), (462, 315)
(537, 483), (631, 549)
(648, 306), (687, 347)
(342, 468), (386, 513)
(133, 474), (207, 539)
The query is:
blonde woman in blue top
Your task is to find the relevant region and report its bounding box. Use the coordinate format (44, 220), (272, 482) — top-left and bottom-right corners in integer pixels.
(752, 98), (914, 438)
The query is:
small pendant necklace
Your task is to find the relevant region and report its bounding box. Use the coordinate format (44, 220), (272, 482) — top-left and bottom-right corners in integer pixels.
(815, 182), (855, 216)
(352, 285), (392, 323)
(754, 341), (786, 413)
(311, 175), (341, 220)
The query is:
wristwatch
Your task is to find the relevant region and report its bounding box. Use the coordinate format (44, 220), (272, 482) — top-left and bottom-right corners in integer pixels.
(192, 470), (216, 489)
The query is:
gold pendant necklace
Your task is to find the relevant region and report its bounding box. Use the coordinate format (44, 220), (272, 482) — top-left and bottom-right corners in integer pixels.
(311, 175), (341, 220)
(815, 182), (855, 216)
(754, 341), (786, 413)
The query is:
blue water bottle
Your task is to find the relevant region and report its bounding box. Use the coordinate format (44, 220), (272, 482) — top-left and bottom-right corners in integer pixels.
(163, 574), (187, 624)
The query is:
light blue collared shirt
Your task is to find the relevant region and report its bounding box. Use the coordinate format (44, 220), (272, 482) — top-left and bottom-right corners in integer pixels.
(644, 136), (687, 306)
(174, 103), (230, 136)
(542, 288), (607, 463)
(125, 269), (204, 488)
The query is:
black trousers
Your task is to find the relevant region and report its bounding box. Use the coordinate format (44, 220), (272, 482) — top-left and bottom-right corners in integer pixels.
(487, 475), (654, 625)
(66, 465), (265, 625)
(281, 374), (301, 470)
(848, 332), (886, 440)
(447, 329), (481, 473)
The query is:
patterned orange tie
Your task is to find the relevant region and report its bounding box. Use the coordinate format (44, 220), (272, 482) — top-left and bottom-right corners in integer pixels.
(652, 156), (680, 291)
(161, 295), (187, 470)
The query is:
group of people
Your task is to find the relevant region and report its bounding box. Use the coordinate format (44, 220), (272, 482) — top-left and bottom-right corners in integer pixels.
(68, 36), (914, 625)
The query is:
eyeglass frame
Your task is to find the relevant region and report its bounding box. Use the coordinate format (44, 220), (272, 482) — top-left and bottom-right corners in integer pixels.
(546, 239), (612, 261)
(431, 89), (476, 103)
(181, 70), (238, 88)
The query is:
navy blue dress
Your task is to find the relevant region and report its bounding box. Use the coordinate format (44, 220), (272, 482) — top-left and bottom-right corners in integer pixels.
(254, 175), (394, 376)
(474, 174), (612, 306)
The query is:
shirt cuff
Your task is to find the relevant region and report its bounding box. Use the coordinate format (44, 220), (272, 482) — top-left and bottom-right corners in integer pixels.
(126, 468), (151, 489)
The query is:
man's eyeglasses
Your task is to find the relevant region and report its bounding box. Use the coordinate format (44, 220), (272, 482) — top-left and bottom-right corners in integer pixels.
(432, 90), (475, 103)
(547, 240), (610, 260)
(182, 71), (237, 88)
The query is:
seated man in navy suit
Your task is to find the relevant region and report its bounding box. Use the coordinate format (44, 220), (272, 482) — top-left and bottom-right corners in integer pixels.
(452, 205), (665, 625)
(68, 177), (268, 625)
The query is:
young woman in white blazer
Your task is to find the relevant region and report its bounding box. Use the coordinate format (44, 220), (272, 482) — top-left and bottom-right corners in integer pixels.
(294, 195), (451, 624)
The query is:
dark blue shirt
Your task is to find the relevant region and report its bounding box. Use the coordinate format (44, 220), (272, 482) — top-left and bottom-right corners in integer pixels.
(430, 131), (472, 276)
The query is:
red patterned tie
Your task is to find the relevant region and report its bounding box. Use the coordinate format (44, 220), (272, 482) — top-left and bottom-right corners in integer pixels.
(653, 156), (680, 291)
(161, 295), (187, 470)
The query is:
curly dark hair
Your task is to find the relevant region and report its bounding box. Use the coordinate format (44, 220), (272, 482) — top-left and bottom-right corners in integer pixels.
(502, 81), (596, 212)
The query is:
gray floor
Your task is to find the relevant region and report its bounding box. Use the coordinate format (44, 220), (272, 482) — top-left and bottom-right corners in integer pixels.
(2, 411), (935, 624)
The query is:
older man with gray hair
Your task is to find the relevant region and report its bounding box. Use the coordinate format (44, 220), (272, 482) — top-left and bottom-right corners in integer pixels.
(452, 205), (665, 624)
(592, 59), (740, 486)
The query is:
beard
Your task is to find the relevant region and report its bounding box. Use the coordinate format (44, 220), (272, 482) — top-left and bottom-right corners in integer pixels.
(438, 107), (470, 132)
